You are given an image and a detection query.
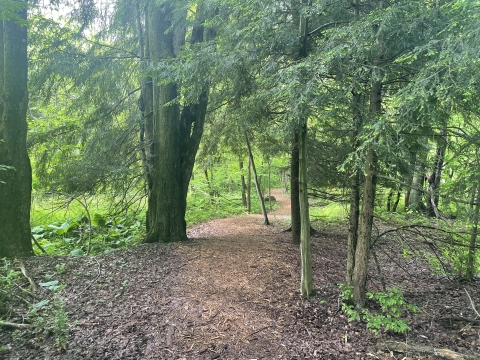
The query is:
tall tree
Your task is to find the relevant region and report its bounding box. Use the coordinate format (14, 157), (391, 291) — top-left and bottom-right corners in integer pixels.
(143, 2), (213, 243)
(0, 1), (33, 258)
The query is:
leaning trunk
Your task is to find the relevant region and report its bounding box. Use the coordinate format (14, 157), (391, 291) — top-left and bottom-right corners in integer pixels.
(0, 6), (34, 258)
(245, 133), (269, 225)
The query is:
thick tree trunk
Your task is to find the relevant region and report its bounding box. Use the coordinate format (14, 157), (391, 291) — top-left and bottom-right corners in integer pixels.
(245, 133), (269, 225)
(290, 130), (301, 245)
(143, 4), (212, 243)
(0, 6), (34, 258)
(299, 123), (313, 296)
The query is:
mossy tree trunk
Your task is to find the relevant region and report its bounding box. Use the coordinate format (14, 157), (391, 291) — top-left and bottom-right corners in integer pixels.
(0, 5), (34, 258)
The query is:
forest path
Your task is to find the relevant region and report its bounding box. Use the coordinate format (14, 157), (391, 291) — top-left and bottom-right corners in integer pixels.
(12, 189), (480, 359)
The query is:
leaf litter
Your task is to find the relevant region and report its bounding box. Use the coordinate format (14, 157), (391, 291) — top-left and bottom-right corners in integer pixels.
(1, 189), (479, 359)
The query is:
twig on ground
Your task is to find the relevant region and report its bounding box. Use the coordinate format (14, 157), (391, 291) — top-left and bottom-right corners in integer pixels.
(244, 325), (272, 339)
(76, 257), (101, 297)
(464, 289), (480, 319)
(18, 262), (37, 293)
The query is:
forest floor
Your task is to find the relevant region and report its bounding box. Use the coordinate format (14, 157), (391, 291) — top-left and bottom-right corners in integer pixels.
(2, 189), (480, 359)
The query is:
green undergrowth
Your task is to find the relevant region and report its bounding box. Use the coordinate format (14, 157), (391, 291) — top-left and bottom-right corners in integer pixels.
(1, 259), (71, 350)
(339, 284), (419, 335)
(30, 187), (268, 255)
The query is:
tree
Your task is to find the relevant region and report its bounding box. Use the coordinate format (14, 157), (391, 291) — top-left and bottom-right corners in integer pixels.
(0, 1), (34, 258)
(143, 1), (213, 243)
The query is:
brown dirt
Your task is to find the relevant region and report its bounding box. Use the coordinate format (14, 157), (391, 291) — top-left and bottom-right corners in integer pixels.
(2, 189), (480, 359)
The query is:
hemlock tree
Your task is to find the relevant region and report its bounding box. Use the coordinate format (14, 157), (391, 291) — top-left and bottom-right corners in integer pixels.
(0, 1), (34, 258)
(142, 1), (214, 243)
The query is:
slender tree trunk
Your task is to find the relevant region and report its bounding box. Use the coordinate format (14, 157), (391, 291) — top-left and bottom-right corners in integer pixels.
(392, 191), (401, 212)
(0, 4), (34, 258)
(353, 52), (382, 306)
(247, 156), (252, 213)
(245, 133), (269, 225)
(299, 123), (313, 296)
(387, 190), (393, 212)
(347, 89), (362, 286)
(268, 160), (271, 209)
(466, 183), (480, 281)
(426, 130), (447, 217)
(291, 130), (301, 244)
(240, 159), (247, 207)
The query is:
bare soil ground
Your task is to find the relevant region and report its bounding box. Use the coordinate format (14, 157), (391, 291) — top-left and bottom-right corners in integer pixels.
(2, 189), (480, 359)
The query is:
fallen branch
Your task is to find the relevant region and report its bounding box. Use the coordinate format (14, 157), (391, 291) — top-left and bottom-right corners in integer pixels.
(376, 340), (479, 360)
(0, 321), (33, 329)
(18, 262), (37, 293)
(464, 289), (480, 318)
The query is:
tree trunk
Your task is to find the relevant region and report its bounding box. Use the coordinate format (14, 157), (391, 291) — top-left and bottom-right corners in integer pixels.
(392, 191), (401, 212)
(426, 130), (447, 217)
(240, 159), (247, 207)
(0, 5), (34, 258)
(346, 88), (362, 286)
(353, 61), (382, 306)
(386, 190), (393, 212)
(143, 3), (212, 243)
(247, 155), (252, 213)
(299, 123), (313, 296)
(136, 2), (155, 232)
(291, 130), (301, 244)
(466, 184), (480, 281)
(245, 133), (269, 225)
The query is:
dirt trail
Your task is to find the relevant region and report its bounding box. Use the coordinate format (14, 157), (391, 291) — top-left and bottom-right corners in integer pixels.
(5, 189), (480, 359)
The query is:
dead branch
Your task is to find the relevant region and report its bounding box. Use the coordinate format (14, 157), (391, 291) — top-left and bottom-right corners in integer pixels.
(376, 340), (479, 360)
(0, 321), (33, 329)
(18, 262), (37, 293)
(464, 289), (480, 318)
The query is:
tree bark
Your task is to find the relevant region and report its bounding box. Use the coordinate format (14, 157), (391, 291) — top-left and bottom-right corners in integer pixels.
(245, 133), (269, 225)
(426, 130), (447, 217)
(239, 159), (247, 207)
(353, 54), (382, 306)
(299, 123), (313, 296)
(346, 89), (362, 286)
(290, 130), (301, 244)
(0, 5), (34, 258)
(143, 3), (213, 243)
